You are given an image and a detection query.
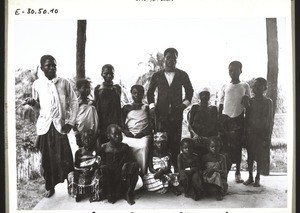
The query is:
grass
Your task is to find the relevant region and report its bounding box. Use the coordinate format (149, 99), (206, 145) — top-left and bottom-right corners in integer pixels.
(17, 177), (45, 210)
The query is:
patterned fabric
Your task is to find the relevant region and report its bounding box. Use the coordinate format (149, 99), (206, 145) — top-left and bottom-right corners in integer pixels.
(143, 156), (179, 193)
(221, 113), (244, 164)
(67, 156), (102, 197)
(153, 132), (168, 142)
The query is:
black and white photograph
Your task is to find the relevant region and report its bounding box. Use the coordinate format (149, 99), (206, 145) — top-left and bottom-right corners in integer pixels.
(6, 0), (294, 212)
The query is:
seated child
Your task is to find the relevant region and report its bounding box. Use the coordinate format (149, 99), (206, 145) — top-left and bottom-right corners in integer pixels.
(177, 138), (203, 201)
(67, 129), (102, 202)
(99, 124), (139, 205)
(201, 137), (228, 201)
(122, 85), (152, 175)
(74, 79), (99, 147)
(243, 78), (273, 187)
(188, 87), (218, 158)
(143, 132), (181, 195)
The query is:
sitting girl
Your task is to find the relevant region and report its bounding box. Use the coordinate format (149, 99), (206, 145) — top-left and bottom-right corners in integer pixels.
(122, 85), (152, 175)
(99, 124), (139, 205)
(67, 129), (102, 202)
(177, 138), (203, 200)
(74, 79), (99, 147)
(201, 137), (228, 200)
(143, 132), (181, 195)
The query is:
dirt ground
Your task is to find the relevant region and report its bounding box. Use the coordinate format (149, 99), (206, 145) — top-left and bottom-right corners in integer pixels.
(28, 133), (291, 212)
(32, 170), (289, 211)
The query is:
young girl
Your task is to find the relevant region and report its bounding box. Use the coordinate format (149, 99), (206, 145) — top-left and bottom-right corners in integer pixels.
(201, 137), (228, 201)
(143, 132), (181, 195)
(74, 79), (99, 147)
(188, 87), (218, 158)
(243, 78), (273, 187)
(67, 129), (102, 202)
(177, 138), (203, 200)
(122, 85), (152, 175)
(94, 64), (122, 147)
(99, 124), (139, 205)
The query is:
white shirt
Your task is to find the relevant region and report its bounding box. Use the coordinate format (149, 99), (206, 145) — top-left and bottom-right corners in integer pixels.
(32, 76), (78, 135)
(164, 71), (175, 86)
(219, 82), (250, 118)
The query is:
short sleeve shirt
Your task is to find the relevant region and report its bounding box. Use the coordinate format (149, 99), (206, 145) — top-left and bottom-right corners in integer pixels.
(219, 82), (250, 118)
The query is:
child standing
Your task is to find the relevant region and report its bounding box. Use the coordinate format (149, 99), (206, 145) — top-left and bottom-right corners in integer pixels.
(94, 64), (122, 147)
(122, 85), (152, 175)
(99, 124), (139, 205)
(243, 78), (273, 187)
(74, 79), (99, 147)
(219, 61), (250, 183)
(143, 132), (181, 195)
(67, 129), (102, 202)
(177, 138), (203, 201)
(201, 137), (228, 201)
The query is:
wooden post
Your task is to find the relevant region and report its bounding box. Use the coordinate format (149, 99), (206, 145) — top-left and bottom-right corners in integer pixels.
(266, 18), (279, 117)
(264, 18), (279, 175)
(76, 20), (87, 79)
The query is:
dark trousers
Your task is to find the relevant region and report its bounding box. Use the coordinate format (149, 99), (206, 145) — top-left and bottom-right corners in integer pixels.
(157, 114), (182, 171)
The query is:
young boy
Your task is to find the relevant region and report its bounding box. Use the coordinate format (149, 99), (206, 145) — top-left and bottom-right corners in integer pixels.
(99, 124), (139, 205)
(219, 61), (250, 183)
(177, 138), (203, 200)
(243, 78), (273, 187)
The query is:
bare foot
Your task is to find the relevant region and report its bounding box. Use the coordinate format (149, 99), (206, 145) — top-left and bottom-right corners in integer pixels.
(126, 192), (135, 205)
(243, 178), (254, 186)
(253, 179), (260, 187)
(108, 194), (117, 204)
(43, 188), (55, 198)
(235, 174), (244, 183)
(216, 194), (223, 201)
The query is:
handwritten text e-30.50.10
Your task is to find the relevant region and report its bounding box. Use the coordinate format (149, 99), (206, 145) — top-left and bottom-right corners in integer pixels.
(15, 8), (58, 15)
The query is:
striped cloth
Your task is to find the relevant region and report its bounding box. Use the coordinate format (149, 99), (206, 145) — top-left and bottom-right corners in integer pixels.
(143, 156), (179, 194)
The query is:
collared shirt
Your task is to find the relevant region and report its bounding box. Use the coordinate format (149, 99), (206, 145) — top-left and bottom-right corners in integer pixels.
(219, 82), (250, 118)
(32, 76), (78, 135)
(164, 71), (175, 86)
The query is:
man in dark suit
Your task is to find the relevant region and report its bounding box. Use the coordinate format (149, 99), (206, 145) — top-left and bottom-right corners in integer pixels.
(147, 48), (194, 171)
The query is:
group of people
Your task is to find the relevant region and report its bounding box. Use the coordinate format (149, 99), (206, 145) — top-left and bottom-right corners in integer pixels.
(23, 47), (273, 205)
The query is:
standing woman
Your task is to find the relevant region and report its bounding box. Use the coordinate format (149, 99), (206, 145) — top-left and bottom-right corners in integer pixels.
(94, 64), (122, 150)
(23, 55), (78, 197)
